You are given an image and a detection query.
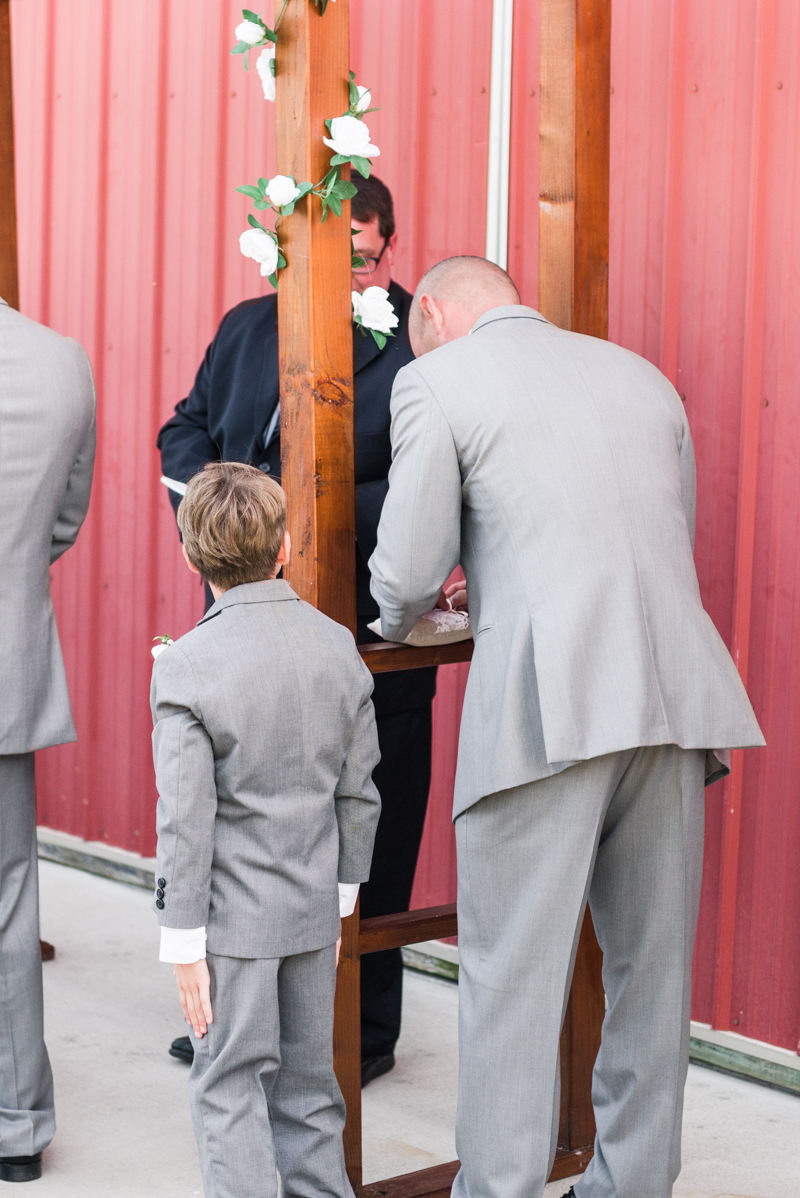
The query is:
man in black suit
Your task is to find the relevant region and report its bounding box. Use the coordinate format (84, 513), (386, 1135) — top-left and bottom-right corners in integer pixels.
(157, 176), (435, 1086)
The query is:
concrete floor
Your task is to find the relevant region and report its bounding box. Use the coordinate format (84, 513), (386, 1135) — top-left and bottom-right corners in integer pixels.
(28, 860), (800, 1197)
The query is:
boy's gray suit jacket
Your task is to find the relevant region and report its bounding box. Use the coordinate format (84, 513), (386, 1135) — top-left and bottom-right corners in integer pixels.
(151, 580), (381, 959)
(369, 305), (764, 818)
(0, 298), (96, 754)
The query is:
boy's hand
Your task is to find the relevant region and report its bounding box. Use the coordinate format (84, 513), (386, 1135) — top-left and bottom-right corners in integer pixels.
(174, 960), (213, 1038)
(336, 937), (342, 967)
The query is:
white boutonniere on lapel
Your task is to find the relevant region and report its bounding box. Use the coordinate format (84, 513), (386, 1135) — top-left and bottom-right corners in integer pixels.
(352, 287), (398, 351)
(152, 635), (174, 660)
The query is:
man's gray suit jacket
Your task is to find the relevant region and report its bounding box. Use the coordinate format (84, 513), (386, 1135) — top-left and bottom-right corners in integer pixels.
(0, 298), (96, 754)
(151, 580), (382, 959)
(369, 305), (764, 817)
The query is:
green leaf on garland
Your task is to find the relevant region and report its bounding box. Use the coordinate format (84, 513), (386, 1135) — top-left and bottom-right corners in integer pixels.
(371, 329), (387, 350)
(349, 78), (359, 107)
(269, 55), (277, 75)
(329, 153), (350, 167)
(268, 272), (278, 289)
(349, 155), (371, 178)
(328, 194), (342, 218)
(277, 250), (287, 269)
(352, 254), (367, 269)
(231, 41), (248, 56)
(314, 0), (330, 12)
(257, 178), (269, 191)
(281, 201), (295, 216)
(247, 213), (267, 232)
(236, 184), (263, 200)
(333, 180), (357, 200)
(324, 118), (333, 134)
(253, 199), (269, 210)
(296, 181), (315, 198)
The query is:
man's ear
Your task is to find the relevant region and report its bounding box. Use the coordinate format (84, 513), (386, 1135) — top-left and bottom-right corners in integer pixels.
(182, 544), (200, 576)
(420, 293), (445, 339)
(385, 232), (398, 270)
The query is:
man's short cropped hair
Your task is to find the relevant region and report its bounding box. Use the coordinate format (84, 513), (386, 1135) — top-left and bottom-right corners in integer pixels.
(351, 175), (395, 241)
(177, 462), (287, 591)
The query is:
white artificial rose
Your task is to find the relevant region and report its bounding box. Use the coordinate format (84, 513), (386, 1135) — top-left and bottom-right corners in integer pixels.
(239, 227), (279, 277)
(355, 85), (371, 113)
(266, 175), (301, 208)
(352, 287), (398, 336)
(323, 115), (380, 160)
(256, 45), (276, 101)
(235, 18), (265, 45)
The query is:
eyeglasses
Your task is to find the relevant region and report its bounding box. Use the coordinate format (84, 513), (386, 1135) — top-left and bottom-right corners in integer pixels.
(352, 239), (388, 275)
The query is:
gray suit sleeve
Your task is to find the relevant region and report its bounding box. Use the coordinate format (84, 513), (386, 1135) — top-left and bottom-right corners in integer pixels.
(369, 364), (462, 641)
(334, 663), (382, 885)
(50, 347), (97, 564)
(151, 647), (218, 928)
(678, 407), (697, 552)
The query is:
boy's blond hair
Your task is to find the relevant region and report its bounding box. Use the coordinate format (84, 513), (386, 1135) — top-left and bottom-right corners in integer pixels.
(178, 462), (287, 590)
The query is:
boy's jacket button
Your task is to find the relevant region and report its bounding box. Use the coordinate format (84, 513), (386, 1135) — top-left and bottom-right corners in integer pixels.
(156, 889), (165, 899)
(156, 899), (165, 910)
(157, 878), (166, 888)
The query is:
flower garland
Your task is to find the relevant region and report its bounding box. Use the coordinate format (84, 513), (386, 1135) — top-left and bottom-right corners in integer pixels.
(231, 7), (393, 349)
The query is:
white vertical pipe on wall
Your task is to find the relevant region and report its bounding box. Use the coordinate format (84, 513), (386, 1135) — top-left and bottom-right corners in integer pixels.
(485, 0), (514, 268)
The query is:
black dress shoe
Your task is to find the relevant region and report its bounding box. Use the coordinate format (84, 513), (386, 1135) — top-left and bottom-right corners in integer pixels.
(0, 1154), (42, 1182)
(559, 1189), (576, 1198)
(169, 1035), (194, 1064)
(361, 1053), (395, 1087)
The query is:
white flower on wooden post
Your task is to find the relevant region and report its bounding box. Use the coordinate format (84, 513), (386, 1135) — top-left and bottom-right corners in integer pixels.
(266, 175), (301, 209)
(239, 227), (279, 277)
(323, 115), (380, 160)
(355, 85), (371, 113)
(235, 18), (266, 45)
(256, 45), (276, 101)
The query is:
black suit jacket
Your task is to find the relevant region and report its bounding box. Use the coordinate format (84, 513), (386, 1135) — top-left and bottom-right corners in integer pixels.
(157, 280), (436, 716)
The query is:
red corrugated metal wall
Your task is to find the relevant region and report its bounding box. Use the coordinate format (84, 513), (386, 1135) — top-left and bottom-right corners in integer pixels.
(10, 0), (800, 1053)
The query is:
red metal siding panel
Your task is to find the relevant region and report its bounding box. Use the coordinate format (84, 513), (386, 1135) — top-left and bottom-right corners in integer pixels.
(10, 0), (800, 1052)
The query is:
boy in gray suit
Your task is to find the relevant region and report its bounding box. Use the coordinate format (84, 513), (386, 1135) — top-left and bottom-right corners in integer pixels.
(151, 462), (381, 1198)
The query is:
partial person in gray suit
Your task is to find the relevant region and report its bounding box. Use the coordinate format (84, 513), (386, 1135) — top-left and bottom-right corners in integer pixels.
(0, 297), (96, 1183)
(151, 463), (381, 1198)
(369, 258), (765, 1198)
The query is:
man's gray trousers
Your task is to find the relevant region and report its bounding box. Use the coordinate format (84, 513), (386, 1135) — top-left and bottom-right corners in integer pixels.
(0, 753), (55, 1157)
(452, 745), (706, 1198)
(188, 945), (353, 1198)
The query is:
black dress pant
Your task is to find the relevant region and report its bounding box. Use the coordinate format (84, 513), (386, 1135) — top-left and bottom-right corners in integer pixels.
(359, 706), (432, 1059)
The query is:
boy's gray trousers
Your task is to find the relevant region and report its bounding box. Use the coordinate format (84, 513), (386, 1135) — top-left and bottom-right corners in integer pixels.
(188, 944), (352, 1198)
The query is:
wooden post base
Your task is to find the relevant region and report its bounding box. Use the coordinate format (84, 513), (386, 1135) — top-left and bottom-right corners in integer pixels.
(361, 1145), (593, 1198)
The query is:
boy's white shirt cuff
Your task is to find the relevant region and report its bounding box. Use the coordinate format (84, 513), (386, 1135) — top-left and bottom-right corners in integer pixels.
(159, 925), (207, 964)
(338, 882), (360, 918)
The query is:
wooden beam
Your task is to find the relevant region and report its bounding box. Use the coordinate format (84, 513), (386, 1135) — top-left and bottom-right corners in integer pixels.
(358, 639), (473, 674)
(539, 0), (610, 339)
(274, 0), (360, 1185)
(276, 0), (356, 633)
(0, 0), (18, 309)
(359, 904), (457, 956)
(539, 0), (611, 1166)
(361, 1143), (593, 1198)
